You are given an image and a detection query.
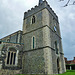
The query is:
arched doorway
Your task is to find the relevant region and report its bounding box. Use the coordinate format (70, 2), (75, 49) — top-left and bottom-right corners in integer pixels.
(57, 58), (60, 74)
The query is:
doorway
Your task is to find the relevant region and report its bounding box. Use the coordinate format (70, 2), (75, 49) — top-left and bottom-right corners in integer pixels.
(57, 58), (60, 74)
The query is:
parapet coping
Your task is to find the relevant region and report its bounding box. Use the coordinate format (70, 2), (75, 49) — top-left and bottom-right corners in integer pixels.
(24, 1), (58, 21)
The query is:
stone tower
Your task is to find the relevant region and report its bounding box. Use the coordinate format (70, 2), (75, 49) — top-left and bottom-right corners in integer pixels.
(22, 0), (66, 74)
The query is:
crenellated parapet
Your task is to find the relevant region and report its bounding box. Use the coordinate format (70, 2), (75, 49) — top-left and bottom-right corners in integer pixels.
(24, 0), (58, 22)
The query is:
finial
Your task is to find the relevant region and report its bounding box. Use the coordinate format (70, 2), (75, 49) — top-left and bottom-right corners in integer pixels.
(39, 0), (43, 5)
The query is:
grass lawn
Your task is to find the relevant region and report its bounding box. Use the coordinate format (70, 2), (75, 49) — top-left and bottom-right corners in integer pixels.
(16, 70), (75, 75)
(59, 70), (75, 75)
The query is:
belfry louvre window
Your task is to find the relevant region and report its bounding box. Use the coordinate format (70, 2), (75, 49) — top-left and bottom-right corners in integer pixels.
(32, 16), (35, 24)
(7, 48), (16, 65)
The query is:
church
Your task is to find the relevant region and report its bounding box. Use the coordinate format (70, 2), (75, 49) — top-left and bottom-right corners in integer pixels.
(0, 0), (66, 74)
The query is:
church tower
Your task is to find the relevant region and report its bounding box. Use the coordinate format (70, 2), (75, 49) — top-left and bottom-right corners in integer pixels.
(22, 0), (66, 74)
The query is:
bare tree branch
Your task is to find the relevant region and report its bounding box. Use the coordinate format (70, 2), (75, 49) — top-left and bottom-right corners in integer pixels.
(63, 0), (70, 7)
(73, 1), (75, 5)
(59, 0), (64, 1)
(59, 0), (75, 7)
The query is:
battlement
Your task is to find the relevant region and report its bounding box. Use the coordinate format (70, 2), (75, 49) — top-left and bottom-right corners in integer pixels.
(24, 0), (58, 22)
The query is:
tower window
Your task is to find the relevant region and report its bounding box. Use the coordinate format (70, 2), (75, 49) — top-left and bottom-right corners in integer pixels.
(31, 36), (36, 49)
(32, 16), (35, 24)
(55, 41), (58, 54)
(33, 37), (35, 49)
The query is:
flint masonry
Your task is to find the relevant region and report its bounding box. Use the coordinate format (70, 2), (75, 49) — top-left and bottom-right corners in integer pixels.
(0, 0), (66, 74)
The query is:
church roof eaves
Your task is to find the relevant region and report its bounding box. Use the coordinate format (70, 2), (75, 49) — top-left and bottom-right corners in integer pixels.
(0, 30), (22, 40)
(0, 41), (24, 45)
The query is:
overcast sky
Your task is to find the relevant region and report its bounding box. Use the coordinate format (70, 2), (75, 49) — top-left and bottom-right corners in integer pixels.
(0, 0), (75, 60)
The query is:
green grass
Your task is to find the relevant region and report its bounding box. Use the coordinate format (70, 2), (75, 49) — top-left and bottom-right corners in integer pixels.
(16, 70), (75, 75)
(59, 70), (75, 75)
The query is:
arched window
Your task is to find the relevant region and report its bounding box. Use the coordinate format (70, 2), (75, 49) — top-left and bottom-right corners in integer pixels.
(32, 16), (35, 24)
(55, 41), (58, 54)
(7, 47), (17, 65)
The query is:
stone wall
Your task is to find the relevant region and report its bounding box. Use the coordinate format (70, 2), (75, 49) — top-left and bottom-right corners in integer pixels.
(51, 50), (57, 74)
(22, 49), (45, 74)
(23, 28), (43, 51)
(0, 43), (23, 70)
(0, 69), (22, 75)
(43, 47), (53, 74)
(60, 54), (66, 73)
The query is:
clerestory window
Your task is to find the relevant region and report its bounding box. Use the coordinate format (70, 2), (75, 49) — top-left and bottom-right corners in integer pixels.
(7, 39), (10, 42)
(7, 48), (16, 65)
